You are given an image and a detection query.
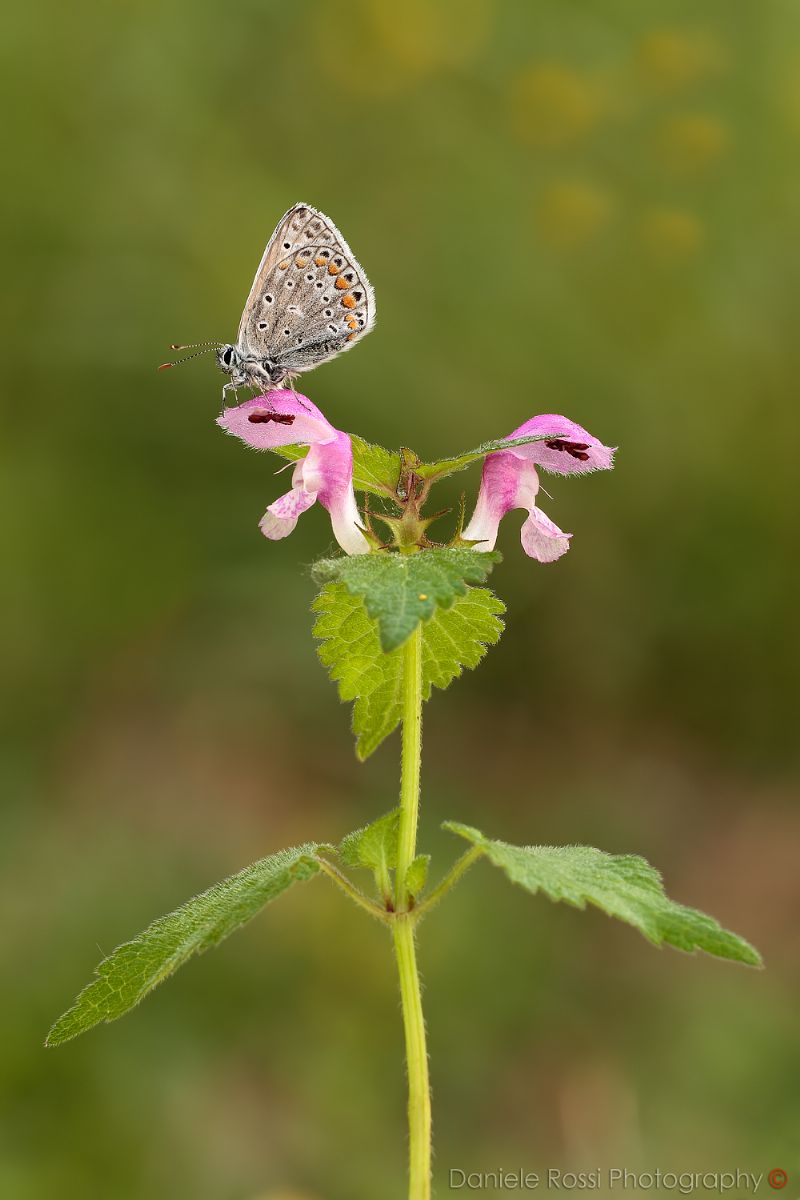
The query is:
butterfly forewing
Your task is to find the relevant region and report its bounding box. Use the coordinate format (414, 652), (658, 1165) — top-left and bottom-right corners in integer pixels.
(237, 203), (375, 375)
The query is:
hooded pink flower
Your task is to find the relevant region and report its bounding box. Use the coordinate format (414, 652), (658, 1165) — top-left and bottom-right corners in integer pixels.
(463, 414), (614, 563)
(217, 390), (369, 555)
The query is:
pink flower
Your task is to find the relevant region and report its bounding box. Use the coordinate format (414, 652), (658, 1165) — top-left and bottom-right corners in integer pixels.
(463, 414), (614, 563)
(217, 390), (369, 556)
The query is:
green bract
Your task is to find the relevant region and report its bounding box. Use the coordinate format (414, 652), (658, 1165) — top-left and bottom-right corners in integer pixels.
(339, 808), (401, 871)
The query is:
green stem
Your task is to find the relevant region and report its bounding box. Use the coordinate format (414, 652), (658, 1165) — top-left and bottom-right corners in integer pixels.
(411, 845), (483, 923)
(316, 858), (391, 924)
(392, 625), (431, 1199)
(396, 624), (423, 912)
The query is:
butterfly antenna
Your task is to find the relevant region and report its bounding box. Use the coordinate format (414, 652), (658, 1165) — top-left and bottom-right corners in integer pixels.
(158, 343), (222, 370)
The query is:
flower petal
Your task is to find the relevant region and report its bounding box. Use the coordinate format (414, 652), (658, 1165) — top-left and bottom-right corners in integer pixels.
(304, 436), (370, 555)
(217, 390), (334, 450)
(505, 413), (615, 474)
(462, 451), (523, 550)
(258, 461), (317, 540)
(520, 506), (572, 562)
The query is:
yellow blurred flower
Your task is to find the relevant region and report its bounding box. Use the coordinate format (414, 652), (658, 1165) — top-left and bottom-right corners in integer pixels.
(656, 113), (730, 174)
(536, 180), (615, 249)
(641, 207), (705, 261)
(510, 64), (605, 148)
(313, 0), (494, 96)
(369, 0), (493, 73)
(779, 61), (800, 135)
(637, 28), (727, 91)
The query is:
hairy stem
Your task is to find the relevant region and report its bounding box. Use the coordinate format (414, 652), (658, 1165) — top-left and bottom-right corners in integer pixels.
(411, 845), (483, 922)
(316, 858), (391, 923)
(392, 625), (431, 1199)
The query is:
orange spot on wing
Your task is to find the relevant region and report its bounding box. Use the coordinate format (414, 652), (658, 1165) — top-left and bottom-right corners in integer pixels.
(346, 332), (357, 341)
(346, 316), (358, 329)
(341, 294), (357, 309)
(314, 256), (327, 266)
(334, 276), (350, 290)
(328, 262), (340, 274)
(278, 261), (289, 270)
(295, 257), (309, 268)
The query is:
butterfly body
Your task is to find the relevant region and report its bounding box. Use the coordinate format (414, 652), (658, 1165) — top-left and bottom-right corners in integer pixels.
(217, 202), (375, 399)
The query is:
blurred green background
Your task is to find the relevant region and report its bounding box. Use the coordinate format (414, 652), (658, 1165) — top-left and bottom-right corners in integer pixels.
(2, 1), (798, 1196)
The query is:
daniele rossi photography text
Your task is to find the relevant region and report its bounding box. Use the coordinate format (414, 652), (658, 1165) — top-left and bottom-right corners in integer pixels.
(448, 1169), (775, 1193)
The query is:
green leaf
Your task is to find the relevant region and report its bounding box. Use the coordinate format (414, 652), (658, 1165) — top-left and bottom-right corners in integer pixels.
(339, 808), (400, 871)
(444, 823), (762, 967)
(313, 547), (501, 652)
(417, 433), (561, 483)
(405, 854), (430, 899)
(47, 845), (321, 1046)
(313, 584), (505, 759)
(273, 436), (400, 497)
(350, 437), (402, 495)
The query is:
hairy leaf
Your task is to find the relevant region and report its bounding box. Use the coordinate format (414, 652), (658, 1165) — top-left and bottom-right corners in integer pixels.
(406, 854), (431, 899)
(47, 846), (320, 1046)
(444, 823), (762, 966)
(313, 547), (501, 652)
(417, 433), (562, 482)
(339, 808), (401, 871)
(313, 584), (505, 759)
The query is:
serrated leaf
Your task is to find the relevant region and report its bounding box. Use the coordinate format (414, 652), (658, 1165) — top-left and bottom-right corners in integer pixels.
(444, 822), (762, 967)
(406, 854), (430, 899)
(272, 436), (400, 497)
(313, 548), (501, 652)
(350, 437), (402, 494)
(313, 584), (505, 759)
(417, 433), (562, 483)
(339, 808), (400, 871)
(47, 845), (320, 1046)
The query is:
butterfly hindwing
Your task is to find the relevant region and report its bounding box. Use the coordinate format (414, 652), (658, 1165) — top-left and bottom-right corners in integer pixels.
(236, 203), (375, 374)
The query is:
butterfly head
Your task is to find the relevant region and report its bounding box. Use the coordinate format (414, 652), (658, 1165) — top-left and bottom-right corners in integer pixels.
(217, 344), (287, 388)
(217, 343), (245, 383)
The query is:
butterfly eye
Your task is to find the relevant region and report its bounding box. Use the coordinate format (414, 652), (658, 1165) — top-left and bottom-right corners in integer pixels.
(221, 346), (234, 367)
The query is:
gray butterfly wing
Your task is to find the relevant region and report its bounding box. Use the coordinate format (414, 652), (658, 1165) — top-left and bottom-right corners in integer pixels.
(236, 203), (375, 374)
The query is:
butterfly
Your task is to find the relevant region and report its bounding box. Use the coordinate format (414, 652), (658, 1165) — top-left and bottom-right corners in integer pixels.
(161, 203), (375, 400)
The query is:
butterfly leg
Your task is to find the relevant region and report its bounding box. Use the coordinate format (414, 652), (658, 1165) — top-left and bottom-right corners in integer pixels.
(285, 373), (313, 413)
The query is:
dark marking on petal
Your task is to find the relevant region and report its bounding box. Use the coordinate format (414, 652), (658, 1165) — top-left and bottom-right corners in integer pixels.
(248, 411), (296, 425)
(545, 438), (591, 461)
